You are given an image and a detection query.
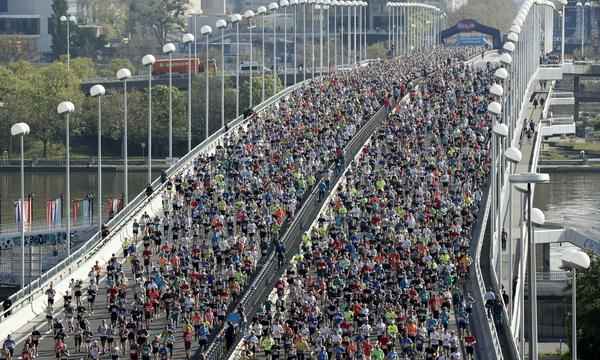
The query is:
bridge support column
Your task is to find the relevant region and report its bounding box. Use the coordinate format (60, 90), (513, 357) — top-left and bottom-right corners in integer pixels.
(574, 76), (580, 122)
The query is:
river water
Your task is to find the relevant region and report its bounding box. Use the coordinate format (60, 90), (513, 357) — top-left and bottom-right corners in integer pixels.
(0, 170), (160, 226)
(534, 172), (600, 271)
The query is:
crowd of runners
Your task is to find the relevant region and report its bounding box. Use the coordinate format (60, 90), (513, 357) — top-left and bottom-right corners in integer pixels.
(233, 52), (492, 360)
(1, 46), (487, 360)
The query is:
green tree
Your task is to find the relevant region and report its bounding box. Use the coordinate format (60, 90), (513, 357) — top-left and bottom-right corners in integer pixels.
(70, 57), (97, 79)
(102, 58), (136, 77)
(239, 74), (284, 113)
(50, 0), (69, 59)
(1, 61), (84, 157)
(116, 35), (158, 70)
(126, 0), (190, 46)
(565, 253), (600, 359)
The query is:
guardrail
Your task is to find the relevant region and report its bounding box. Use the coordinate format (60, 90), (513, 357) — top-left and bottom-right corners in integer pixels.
(0, 76), (311, 320)
(0, 218), (97, 235)
(204, 99), (396, 360)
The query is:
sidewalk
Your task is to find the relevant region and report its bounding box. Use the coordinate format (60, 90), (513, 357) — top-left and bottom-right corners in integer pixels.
(500, 86), (548, 321)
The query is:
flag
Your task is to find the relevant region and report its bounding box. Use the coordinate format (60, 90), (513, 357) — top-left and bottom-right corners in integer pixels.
(13, 198), (32, 226)
(46, 198), (62, 227)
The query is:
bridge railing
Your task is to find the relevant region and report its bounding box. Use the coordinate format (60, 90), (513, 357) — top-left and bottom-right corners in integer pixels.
(0, 75), (311, 320)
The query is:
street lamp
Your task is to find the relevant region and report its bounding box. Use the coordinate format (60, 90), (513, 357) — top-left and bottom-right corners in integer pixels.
(325, 2), (330, 70)
(503, 145), (522, 318)
(117, 68), (131, 206)
(509, 172), (550, 360)
(89, 84), (105, 234)
(59, 15), (76, 70)
(162, 43), (176, 159)
(290, 0), (299, 83)
(245, 10), (256, 108)
(142, 54), (155, 184)
(559, 0), (567, 63)
(280, 0), (290, 86)
(257, 5), (267, 102)
(315, 3), (322, 74)
(300, 0), (307, 80)
(201, 25), (213, 139)
(269, 2), (280, 95)
(57, 101), (75, 257)
(230, 13), (242, 117)
(11, 122), (30, 288)
(190, 10), (203, 75)
(182, 33), (195, 153)
(562, 248), (591, 360)
(216, 19), (228, 129)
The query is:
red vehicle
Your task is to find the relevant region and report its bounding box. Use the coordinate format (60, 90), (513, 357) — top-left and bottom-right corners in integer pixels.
(152, 58), (217, 75)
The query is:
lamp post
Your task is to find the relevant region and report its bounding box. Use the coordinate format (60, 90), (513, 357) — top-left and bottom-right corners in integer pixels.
(182, 33), (195, 152)
(559, 0), (567, 63)
(309, 0), (316, 78)
(230, 14), (242, 117)
(57, 101), (75, 256)
(315, 3), (322, 73)
(245, 10), (256, 108)
(503, 146), (522, 318)
(60, 15), (76, 70)
(162, 43), (176, 159)
(291, 0), (298, 83)
(201, 25), (213, 138)
(258, 5), (267, 102)
(493, 122), (508, 286)
(117, 68), (131, 206)
(281, 1), (289, 86)
(270, 2), (280, 95)
(191, 10), (203, 75)
(301, 0), (307, 80)
(333, 1), (338, 69)
(142, 54), (155, 184)
(216, 19), (227, 129)
(487, 100), (502, 283)
(11, 122), (30, 288)
(509, 172), (550, 360)
(325, 1), (331, 71)
(90, 85), (105, 233)
(562, 249), (591, 360)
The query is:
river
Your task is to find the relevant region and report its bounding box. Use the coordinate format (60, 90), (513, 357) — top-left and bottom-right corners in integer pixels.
(0, 170), (160, 226)
(534, 172), (600, 271)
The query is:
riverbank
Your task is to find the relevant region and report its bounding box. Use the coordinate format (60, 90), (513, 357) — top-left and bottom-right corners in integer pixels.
(0, 164), (168, 173)
(539, 165), (600, 172)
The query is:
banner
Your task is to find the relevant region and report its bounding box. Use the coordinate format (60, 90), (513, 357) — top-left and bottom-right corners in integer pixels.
(72, 197), (93, 221)
(107, 195), (123, 219)
(13, 198), (32, 226)
(544, 6), (554, 54)
(45, 198), (62, 227)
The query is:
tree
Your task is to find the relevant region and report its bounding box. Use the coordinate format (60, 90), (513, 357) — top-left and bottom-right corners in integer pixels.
(238, 74), (284, 115)
(565, 253), (600, 359)
(50, 0), (69, 59)
(115, 35), (158, 70)
(69, 57), (97, 79)
(127, 0), (190, 46)
(0, 37), (38, 64)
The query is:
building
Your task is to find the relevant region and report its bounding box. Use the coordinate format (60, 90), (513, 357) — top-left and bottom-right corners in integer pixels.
(0, 0), (52, 53)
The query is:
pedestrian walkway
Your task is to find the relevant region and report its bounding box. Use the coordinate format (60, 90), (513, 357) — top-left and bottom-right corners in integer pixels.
(500, 84), (548, 326)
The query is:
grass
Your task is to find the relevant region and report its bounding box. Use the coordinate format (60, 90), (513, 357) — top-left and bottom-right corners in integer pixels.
(542, 149), (570, 160)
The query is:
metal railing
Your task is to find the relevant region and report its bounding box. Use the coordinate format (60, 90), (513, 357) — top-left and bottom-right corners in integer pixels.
(0, 218), (97, 235)
(0, 76), (311, 319)
(204, 101), (393, 360)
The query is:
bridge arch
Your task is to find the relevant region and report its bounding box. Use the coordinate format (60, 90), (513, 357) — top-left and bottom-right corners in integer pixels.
(440, 19), (502, 50)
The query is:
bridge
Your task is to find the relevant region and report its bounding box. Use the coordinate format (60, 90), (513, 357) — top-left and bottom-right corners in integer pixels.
(2, 3), (599, 360)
